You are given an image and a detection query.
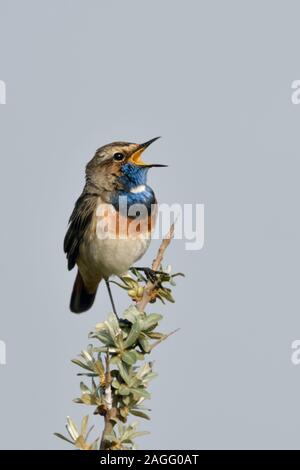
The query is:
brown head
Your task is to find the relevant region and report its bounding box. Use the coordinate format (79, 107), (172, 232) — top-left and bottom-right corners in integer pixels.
(85, 137), (166, 197)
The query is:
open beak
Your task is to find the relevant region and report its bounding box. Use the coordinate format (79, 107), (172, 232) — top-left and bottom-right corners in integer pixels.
(129, 137), (167, 167)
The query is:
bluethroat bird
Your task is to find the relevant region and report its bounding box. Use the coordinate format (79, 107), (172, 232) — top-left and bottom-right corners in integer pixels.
(64, 137), (166, 317)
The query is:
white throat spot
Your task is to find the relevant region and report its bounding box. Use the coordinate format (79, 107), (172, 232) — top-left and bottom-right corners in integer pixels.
(130, 185), (146, 194)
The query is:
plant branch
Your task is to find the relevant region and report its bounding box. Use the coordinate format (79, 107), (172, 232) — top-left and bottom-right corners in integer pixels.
(136, 223), (175, 312)
(149, 328), (180, 351)
(99, 352), (116, 450)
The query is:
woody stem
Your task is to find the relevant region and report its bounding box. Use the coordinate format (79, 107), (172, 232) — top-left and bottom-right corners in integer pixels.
(136, 223), (175, 312)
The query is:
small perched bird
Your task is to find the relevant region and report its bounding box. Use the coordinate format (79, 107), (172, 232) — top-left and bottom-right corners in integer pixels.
(64, 137), (166, 315)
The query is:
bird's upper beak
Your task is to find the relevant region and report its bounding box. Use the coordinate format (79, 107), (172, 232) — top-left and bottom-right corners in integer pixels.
(129, 137), (167, 167)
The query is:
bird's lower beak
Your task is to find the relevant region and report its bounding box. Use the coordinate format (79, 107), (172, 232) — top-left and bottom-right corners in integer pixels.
(129, 137), (167, 167)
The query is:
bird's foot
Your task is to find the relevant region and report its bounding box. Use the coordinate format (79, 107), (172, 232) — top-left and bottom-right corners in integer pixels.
(130, 266), (164, 284)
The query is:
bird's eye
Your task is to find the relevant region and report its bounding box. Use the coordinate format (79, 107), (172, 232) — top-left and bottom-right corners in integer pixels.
(113, 152), (125, 162)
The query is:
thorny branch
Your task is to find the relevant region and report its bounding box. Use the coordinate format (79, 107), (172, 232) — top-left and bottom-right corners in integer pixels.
(137, 223), (175, 312)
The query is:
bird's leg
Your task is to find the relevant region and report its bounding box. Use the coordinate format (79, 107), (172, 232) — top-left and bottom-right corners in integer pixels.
(105, 279), (131, 327)
(105, 279), (119, 321)
(130, 267), (165, 283)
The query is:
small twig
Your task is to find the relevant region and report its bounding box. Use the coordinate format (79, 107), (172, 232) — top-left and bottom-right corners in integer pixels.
(104, 352), (112, 411)
(99, 351), (116, 450)
(137, 223), (175, 312)
(149, 328), (180, 351)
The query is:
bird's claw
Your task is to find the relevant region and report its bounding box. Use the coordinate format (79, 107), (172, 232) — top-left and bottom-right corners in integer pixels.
(130, 267), (164, 284)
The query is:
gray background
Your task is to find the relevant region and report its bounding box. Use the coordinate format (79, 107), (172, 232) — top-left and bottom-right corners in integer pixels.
(0, 0), (299, 450)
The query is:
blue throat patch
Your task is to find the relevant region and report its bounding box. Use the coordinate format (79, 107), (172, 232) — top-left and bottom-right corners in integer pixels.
(111, 163), (155, 215)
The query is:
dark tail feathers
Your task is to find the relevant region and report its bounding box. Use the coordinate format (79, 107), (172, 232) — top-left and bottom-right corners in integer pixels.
(70, 271), (98, 313)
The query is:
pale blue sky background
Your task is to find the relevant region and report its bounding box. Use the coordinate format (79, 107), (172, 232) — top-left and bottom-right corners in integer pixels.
(0, 0), (300, 449)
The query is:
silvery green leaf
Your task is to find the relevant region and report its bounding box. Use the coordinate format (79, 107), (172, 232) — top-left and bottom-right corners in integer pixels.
(141, 314), (163, 331)
(80, 415), (89, 437)
(81, 394), (95, 405)
(124, 321), (141, 348)
(66, 417), (79, 441)
(122, 396), (130, 405)
(138, 338), (150, 353)
(81, 350), (94, 364)
(118, 362), (131, 385)
(94, 346), (118, 354)
(86, 425), (95, 441)
(80, 382), (90, 393)
(122, 438), (134, 444)
(129, 431), (150, 439)
(120, 422), (139, 441)
(130, 388), (151, 400)
(118, 384), (130, 396)
(54, 433), (74, 445)
(135, 362), (152, 380)
(80, 395), (91, 405)
(91, 378), (97, 392)
(77, 373), (98, 377)
(91, 439), (99, 450)
(159, 289), (175, 302)
(73, 398), (84, 404)
(106, 313), (123, 341)
(111, 378), (121, 389)
(110, 355), (120, 365)
(132, 402), (150, 410)
(147, 331), (164, 340)
(104, 433), (118, 444)
(134, 351), (145, 361)
(94, 359), (105, 375)
(94, 320), (106, 330)
(90, 331), (113, 345)
(122, 351), (138, 365)
(123, 305), (142, 323)
(71, 359), (93, 372)
(120, 407), (128, 418)
(143, 372), (157, 383)
(117, 422), (126, 436)
(74, 435), (88, 450)
(130, 409), (151, 420)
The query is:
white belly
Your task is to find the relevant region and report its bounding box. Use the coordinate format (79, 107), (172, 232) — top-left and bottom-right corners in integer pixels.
(83, 235), (150, 278)
(78, 201), (154, 280)
(79, 213), (151, 279)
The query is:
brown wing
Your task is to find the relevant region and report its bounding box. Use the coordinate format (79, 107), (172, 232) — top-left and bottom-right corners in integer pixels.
(64, 193), (98, 271)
